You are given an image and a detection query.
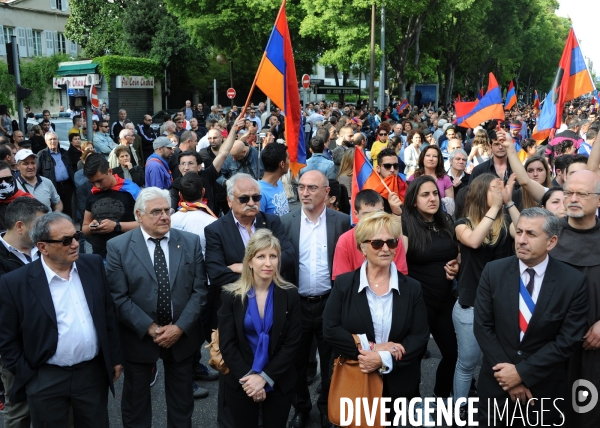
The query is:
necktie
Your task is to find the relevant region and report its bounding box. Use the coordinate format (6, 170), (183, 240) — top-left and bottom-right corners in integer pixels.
(149, 237), (172, 326)
(525, 268), (535, 296)
(24, 253), (32, 263)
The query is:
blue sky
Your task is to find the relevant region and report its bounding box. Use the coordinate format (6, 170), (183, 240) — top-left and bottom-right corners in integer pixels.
(556, 0), (599, 76)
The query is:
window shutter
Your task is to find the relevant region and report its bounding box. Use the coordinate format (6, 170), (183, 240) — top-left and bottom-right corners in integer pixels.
(53, 31), (58, 53)
(69, 40), (77, 56)
(17, 27), (28, 57)
(0, 26), (5, 56)
(50, 0), (57, 9)
(61, 0), (69, 11)
(45, 30), (54, 56)
(26, 28), (34, 56)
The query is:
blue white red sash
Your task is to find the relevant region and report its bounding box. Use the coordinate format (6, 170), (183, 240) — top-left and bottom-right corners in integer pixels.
(519, 277), (535, 341)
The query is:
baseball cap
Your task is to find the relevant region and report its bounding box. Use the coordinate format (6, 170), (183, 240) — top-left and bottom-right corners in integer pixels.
(153, 136), (177, 150)
(437, 119), (448, 128)
(422, 128), (433, 137)
(15, 149), (37, 163)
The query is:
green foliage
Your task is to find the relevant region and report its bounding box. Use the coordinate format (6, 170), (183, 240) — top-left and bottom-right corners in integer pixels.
(0, 54), (70, 112)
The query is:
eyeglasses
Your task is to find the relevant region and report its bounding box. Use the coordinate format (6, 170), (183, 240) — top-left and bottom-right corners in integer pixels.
(362, 238), (399, 250)
(145, 208), (172, 217)
(0, 176), (15, 184)
(381, 163), (399, 170)
(236, 194), (262, 204)
(179, 161), (198, 168)
(298, 184), (325, 193)
(42, 231), (83, 246)
(563, 191), (600, 200)
(379, 132), (388, 136)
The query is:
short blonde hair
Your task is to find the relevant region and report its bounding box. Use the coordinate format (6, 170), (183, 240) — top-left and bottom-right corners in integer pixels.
(354, 211), (402, 251)
(80, 140), (94, 151)
(224, 229), (293, 300)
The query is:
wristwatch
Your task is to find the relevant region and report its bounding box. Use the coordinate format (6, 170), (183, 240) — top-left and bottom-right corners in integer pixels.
(114, 221), (122, 232)
(379, 365), (388, 375)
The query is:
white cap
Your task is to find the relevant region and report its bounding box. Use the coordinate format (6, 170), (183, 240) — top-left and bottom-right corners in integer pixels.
(15, 149), (37, 163)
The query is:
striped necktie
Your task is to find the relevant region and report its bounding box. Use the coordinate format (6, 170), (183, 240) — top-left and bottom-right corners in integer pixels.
(519, 268), (536, 340)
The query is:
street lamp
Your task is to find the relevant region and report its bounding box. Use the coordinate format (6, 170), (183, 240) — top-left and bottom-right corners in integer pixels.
(216, 53), (234, 106)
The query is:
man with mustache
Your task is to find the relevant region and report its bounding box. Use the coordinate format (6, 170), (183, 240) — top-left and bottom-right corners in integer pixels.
(204, 173), (295, 427)
(550, 169), (600, 427)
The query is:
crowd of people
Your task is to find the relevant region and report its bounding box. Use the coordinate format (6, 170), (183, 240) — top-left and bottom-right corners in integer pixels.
(0, 95), (599, 428)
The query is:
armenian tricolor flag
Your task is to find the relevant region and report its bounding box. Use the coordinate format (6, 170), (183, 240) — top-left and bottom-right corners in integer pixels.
(396, 99), (408, 113)
(532, 27), (595, 141)
(351, 148), (406, 224)
(254, 0), (305, 176)
(504, 80), (517, 110)
(533, 90), (540, 111)
(455, 72), (505, 129)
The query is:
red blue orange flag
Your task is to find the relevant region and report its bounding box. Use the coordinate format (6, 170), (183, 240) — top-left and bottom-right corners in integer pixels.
(504, 80), (517, 110)
(351, 148), (406, 224)
(455, 73), (505, 129)
(533, 90), (540, 110)
(477, 88), (484, 100)
(254, 0), (305, 176)
(532, 28), (595, 141)
(396, 99), (408, 113)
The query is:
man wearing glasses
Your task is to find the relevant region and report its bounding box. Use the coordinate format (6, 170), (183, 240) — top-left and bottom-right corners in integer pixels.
(280, 170), (350, 428)
(0, 212), (123, 428)
(204, 173), (295, 427)
(246, 109), (262, 129)
(106, 187), (208, 427)
(94, 120), (118, 158)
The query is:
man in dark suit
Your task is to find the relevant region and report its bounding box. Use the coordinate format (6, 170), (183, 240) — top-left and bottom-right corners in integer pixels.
(0, 212), (123, 427)
(280, 170), (351, 428)
(474, 208), (588, 426)
(106, 187), (208, 428)
(204, 172), (295, 427)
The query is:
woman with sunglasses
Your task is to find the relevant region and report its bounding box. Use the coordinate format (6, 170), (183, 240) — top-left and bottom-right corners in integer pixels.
(323, 211), (429, 410)
(403, 129), (424, 176)
(218, 229), (301, 428)
(369, 123), (392, 167)
(411, 144), (454, 199)
(452, 173), (517, 420)
(402, 176), (459, 402)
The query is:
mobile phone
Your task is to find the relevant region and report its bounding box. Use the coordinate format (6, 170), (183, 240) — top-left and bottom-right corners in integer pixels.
(90, 223), (98, 228)
(259, 132), (266, 138)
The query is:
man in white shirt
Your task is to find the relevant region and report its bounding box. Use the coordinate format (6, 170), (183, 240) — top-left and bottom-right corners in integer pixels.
(280, 171), (350, 428)
(0, 212), (123, 428)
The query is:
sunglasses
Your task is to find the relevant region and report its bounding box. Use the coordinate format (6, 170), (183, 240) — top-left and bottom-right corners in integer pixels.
(237, 194), (262, 204)
(363, 238), (399, 250)
(41, 231), (83, 246)
(381, 163), (399, 170)
(379, 132), (388, 136)
(0, 176), (15, 184)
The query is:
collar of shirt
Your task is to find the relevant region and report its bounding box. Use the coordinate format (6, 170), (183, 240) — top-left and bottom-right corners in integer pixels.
(0, 232), (39, 262)
(447, 168), (465, 180)
(140, 227), (170, 245)
(301, 205), (327, 226)
(518, 255), (549, 279)
(358, 261), (400, 294)
(233, 215), (257, 231)
(41, 254), (77, 284)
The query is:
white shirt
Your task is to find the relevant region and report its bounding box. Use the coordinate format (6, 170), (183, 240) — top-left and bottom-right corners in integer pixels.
(518, 256), (549, 340)
(233, 215), (256, 247)
(357, 261), (398, 374)
(196, 135), (210, 151)
(0, 233), (39, 264)
(42, 256), (98, 366)
(298, 207), (330, 297)
(140, 228), (170, 271)
(171, 210), (217, 258)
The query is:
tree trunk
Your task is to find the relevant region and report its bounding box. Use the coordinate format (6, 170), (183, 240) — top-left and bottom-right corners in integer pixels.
(444, 64), (455, 107)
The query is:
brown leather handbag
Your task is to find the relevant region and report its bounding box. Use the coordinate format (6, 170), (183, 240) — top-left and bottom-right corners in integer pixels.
(204, 328), (229, 375)
(328, 334), (384, 428)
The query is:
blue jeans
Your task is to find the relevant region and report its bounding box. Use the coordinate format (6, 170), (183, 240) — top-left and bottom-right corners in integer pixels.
(452, 301), (481, 404)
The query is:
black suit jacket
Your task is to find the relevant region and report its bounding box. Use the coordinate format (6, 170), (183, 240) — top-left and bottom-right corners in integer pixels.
(474, 256), (588, 400)
(218, 286), (301, 394)
(112, 165), (145, 188)
(106, 227), (208, 363)
(0, 254), (123, 403)
(0, 238), (25, 278)
(322, 268), (429, 399)
(204, 211), (296, 287)
(280, 208), (351, 286)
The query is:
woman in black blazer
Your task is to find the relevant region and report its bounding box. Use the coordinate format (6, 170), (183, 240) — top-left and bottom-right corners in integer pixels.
(218, 229), (301, 428)
(323, 211), (429, 403)
(112, 146), (145, 187)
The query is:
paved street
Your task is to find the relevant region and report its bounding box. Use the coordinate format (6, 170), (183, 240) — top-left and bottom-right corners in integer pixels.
(1, 337), (480, 427)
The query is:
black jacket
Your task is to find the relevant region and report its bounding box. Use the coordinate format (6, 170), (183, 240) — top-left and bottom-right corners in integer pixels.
(113, 165), (145, 188)
(0, 238), (25, 278)
(218, 286), (301, 394)
(0, 254), (123, 403)
(36, 148), (75, 185)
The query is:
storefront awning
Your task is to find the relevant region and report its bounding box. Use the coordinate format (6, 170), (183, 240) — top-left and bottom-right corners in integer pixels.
(56, 63), (98, 76)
